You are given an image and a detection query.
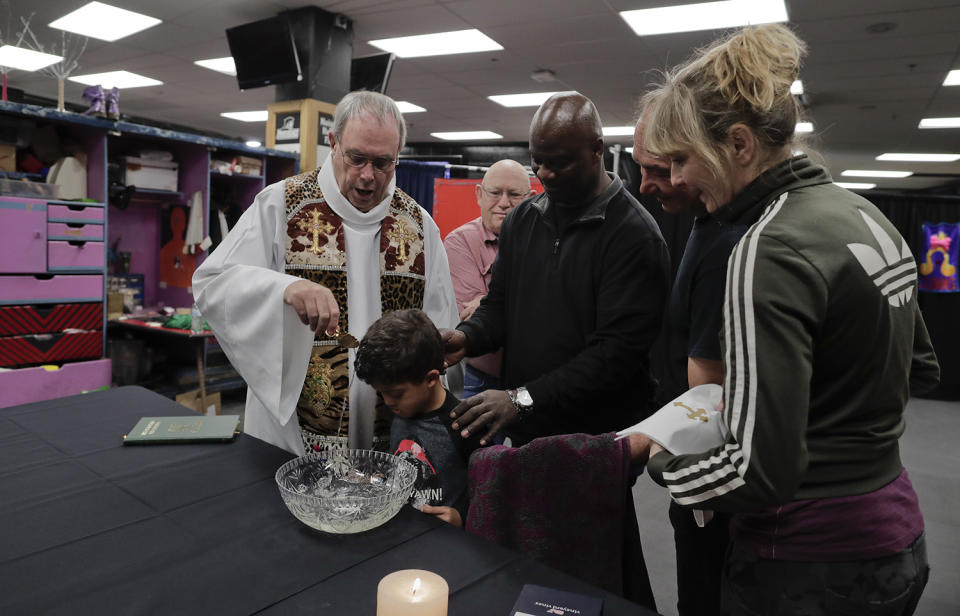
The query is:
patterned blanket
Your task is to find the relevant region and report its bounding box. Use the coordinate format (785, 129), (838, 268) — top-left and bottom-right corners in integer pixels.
(466, 432), (656, 609)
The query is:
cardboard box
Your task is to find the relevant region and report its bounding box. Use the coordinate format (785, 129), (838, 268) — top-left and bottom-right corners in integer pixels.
(0, 142), (15, 172)
(123, 156), (178, 192)
(210, 159), (232, 174)
(176, 388), (222, 416)
(108, 274), (145, 307)
(235, 155), (262, 176)
(107, 291), (124, 318)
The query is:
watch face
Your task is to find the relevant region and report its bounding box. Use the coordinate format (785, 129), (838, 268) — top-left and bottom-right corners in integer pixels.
(517, 388), (533, 407)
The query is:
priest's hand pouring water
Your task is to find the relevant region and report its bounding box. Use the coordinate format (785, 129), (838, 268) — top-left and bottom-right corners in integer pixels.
(283, 280), (341, 336)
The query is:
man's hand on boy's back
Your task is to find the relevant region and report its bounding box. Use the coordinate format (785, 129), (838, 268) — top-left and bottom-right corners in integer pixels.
(450, 390), (518, 446)
(421, 504), (462, 528)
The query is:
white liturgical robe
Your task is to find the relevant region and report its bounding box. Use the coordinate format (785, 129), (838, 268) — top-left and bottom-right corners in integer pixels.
(193, 155), (458, 454)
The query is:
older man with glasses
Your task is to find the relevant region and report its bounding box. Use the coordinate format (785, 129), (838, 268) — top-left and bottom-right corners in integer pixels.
(194, 90), (458, 455)
(443, 160), (534, 398)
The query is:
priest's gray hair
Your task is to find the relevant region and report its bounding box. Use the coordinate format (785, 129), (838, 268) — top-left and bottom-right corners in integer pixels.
(332, 90), (407, 152)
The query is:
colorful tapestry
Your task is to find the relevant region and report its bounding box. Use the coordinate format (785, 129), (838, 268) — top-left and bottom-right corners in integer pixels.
(918, 222), (959, 293)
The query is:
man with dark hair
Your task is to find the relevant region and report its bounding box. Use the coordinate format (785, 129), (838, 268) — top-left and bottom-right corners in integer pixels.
(356, 309), (481, 527)
(441, 92), (671, 446)
(634, 113), (747, 616)
(355, 309), (444, 385)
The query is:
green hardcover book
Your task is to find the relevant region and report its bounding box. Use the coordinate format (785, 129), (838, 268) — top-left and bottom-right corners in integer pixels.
(122, 415), (240, 445)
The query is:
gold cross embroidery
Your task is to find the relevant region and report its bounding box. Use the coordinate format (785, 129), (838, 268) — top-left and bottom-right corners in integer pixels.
(297, 210), (336, 255)
(674, 401), (709, 422)
(386, 219), (417, 263)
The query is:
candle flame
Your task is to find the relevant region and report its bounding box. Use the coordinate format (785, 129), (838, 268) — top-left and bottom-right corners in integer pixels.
(411, 577), (421, 597)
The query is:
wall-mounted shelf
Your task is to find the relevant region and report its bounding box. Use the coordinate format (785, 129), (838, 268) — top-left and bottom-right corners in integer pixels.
(211, 170), (265, 180)
(131, 187), (184, 200)
(0, 100), (298, 405)
(0, 171), (43, 180)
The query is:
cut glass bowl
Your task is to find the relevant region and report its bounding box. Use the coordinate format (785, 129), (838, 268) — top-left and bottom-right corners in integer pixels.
(275, 449), (417, 534)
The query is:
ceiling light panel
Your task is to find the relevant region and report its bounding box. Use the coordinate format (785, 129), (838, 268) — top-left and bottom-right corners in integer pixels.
(49, 2), (161, 42)
(0, 46), (63, 71)
(369, 29), (502, 58)
(877, 153), (960, 162)
(836, 182), (876, 190)
(195, 57), (236, 76)
(395, 101), (427, 113)
(221, 111), (268, 122)
(944, 70), (960, 86)
(69, 70), (162, 88)
(791, 80), (803, 95)
(603, 126), (634, 136)
(488, 92), (560, 107)
(841, 170), (913, 178)
(919, 117), (960, 129)
(620, 0), (788, 36)
(431, 131), (502, 140)
(795, 121), (814, 133)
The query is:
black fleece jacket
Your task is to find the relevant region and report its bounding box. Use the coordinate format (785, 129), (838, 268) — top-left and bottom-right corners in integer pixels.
(458, 174), (671, 445)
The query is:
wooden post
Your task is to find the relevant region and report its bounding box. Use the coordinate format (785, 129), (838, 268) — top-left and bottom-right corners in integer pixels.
(267, 99), (337, 173)
(195, 339), (208, 414)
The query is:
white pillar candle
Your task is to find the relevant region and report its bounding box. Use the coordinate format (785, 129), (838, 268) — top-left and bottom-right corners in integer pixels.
(376, 569), (449, 616)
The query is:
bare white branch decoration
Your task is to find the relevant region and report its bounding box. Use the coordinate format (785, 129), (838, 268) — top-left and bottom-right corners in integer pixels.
(20, 14), (88, 111)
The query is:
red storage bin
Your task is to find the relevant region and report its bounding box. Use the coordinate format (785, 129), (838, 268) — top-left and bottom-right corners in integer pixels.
(0, 330), (102, 367)
(0, 302), (103, 336)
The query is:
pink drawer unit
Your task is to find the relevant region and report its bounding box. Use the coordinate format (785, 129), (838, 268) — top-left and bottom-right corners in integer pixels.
(46, 203), (105, 224)
(47, 221), (104, 241)
(48, 240), (105, 271)
(0, 198), (47, 273)
(0, 358), (111, 408)
(0, 274), (103, 305)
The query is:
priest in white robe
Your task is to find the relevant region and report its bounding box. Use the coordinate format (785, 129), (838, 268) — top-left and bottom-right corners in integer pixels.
(193, 91), (458, 454)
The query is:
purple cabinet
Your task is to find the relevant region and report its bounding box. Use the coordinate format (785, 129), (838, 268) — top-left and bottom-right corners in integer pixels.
(0, 198), (47, 273)
(0, 274), (103, 304)
(47, 221), (104, 241)
(0, 358), (111, 408)
(48, 240), (105, 270)
(47, 203), (104, 223)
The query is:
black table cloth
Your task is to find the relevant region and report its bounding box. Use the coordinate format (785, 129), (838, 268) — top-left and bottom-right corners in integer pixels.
(0, 386), (659, 615)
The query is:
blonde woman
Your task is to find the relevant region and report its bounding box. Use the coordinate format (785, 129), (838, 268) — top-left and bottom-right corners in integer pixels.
(639, 25), (939, 615)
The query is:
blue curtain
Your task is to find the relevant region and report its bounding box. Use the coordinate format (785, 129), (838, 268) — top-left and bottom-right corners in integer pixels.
(395, 160), (448, 216)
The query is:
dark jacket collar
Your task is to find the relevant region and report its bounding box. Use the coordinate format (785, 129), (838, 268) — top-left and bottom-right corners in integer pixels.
(714, 155), (832, 226)
(531, 172), (623, 224)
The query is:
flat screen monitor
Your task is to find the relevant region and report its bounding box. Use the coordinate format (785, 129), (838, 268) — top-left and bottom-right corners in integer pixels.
(350, 53), (395, 93)
(226, 16), (302, 90)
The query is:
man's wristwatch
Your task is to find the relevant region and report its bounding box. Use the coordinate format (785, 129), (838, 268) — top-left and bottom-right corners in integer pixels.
(507, 386), (534, 420)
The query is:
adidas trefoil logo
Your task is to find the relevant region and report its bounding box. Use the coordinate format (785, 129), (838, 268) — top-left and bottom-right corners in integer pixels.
(847, 210), (916, 307)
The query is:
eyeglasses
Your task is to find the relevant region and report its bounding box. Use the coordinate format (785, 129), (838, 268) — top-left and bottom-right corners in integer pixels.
(479, 184), (529, 204)
(338, 149), (398, 173)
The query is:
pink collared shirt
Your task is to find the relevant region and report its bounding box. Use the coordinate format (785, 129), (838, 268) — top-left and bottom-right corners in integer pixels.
(443, 217), (502, 377)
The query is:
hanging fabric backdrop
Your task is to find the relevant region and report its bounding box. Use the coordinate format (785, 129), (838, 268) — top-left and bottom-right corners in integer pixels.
(918, 222), (959, 293)
(864, 193), (960, 400)
(395, 160), (449, 216)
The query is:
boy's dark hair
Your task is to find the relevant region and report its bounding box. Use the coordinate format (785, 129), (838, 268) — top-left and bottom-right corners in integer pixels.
(355, 309), (444, 385)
